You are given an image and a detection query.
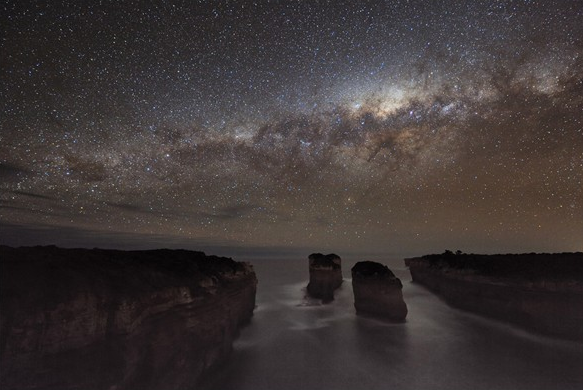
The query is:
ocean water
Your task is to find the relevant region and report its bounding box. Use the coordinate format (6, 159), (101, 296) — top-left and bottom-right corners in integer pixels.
(201, 258), (583, 390)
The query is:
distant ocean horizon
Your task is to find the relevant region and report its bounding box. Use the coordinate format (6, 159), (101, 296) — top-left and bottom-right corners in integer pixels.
(4, 221), (581, 261)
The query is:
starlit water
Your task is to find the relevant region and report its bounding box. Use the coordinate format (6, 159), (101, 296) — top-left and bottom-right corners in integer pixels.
(201, 258), (583, 390)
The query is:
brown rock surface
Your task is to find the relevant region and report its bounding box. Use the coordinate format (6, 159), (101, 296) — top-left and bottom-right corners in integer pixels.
(351, 261), (407, 321)
(405, 252), (583, 341)
(307, 253), (343, 302)
(0, 245), (257, 390)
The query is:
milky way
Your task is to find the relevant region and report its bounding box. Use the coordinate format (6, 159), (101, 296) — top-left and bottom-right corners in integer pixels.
(1, 0), (582, 257)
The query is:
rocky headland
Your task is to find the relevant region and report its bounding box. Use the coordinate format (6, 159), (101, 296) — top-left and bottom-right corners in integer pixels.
(351, 261), (408, 321)
(307, 253), (343, 302)
(405, 252), (583, 341)
(0, 245), (257, 390)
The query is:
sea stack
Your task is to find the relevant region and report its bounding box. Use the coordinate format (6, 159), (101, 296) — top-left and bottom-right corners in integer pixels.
(307, 253), (343, 301)
(0, 246), (257, 390)
(351, 261), (408, 321)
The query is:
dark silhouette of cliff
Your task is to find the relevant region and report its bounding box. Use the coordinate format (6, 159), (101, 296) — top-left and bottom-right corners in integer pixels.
(0, 245), (257, 390)
(405, 252), (583, 341)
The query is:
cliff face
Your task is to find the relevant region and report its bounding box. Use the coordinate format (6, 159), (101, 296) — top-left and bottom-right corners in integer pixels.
(0, 246), (257, 390)
(306, 253), (343, 302)
(351, 261), (408, 321)
(405, 253), (583, 341)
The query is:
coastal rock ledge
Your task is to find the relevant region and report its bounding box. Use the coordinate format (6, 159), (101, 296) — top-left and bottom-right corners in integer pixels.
(0, 245), (257, 390)
(307, 253), (343, 301)
(351, 261), (408, 321)
(405, 252), (583, 341)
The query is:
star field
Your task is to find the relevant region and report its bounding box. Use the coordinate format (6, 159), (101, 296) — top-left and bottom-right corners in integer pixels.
(1, 0), (582, 257)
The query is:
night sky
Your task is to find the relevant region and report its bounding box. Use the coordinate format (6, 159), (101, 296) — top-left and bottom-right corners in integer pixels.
(1, 0), (582, 258)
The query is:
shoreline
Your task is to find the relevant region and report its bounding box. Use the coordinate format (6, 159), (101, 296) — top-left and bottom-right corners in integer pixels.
(405, 252), (583, 341)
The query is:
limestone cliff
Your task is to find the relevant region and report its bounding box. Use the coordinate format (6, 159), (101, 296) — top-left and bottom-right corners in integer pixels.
(405, 252), (583, 341)
(307, 253), (342, 302)
(351, 261), (408, 321)
(0, 245), (257, 390)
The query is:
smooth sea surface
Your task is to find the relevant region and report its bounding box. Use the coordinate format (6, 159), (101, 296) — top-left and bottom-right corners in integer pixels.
(202, 258), (583, 390)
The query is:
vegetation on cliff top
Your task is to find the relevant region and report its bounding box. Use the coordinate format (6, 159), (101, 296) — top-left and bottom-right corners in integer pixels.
(0, 245), (255, 309)
(411, 251), (583, 280)
(308, 253), (341, 269)
(351, 261), (397, 279)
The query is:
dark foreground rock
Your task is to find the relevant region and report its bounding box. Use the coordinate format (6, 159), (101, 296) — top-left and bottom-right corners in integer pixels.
(307, 253), (342, 301)
(0, 245), (257, 390)
(405, 252), (583, 341)
(351, 261), (408, 321)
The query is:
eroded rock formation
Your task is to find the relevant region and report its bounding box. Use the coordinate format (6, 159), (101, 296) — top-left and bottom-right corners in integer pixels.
(351, 261), (408, 321)
(405, 252), (583, 341)
(307, 253), (342, 301)
(0, 245), (257, 390)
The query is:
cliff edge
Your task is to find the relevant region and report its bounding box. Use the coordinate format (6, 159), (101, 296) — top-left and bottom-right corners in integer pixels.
(0, 245), (257, 390)
(405, 252), (583, 341)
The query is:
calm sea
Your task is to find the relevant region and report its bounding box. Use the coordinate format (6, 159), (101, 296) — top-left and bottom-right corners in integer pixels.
(201, 258), (583, 390)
